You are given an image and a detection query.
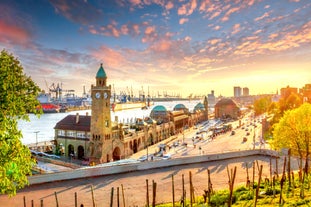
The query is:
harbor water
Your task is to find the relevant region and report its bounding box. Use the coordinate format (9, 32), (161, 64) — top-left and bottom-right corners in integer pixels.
(19, 100), (202, 145)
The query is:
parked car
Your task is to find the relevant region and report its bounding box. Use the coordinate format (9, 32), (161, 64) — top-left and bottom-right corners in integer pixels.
(162, 154), (171, 160)
(138, 155), (148, 162)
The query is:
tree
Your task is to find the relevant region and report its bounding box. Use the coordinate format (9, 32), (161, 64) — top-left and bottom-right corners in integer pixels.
(272, 103), (311, 175)
(0, 49), (41, 196)
(253, 96), (272, 116)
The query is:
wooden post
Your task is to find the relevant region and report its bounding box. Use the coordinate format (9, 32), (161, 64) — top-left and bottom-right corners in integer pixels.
(75, 192), (77, 207)
(252, 161), (255, 191)
(246, 162), (249, 187)
(172, 174), (175, 207)
(91, 185), (96, 207)
(207, 169), (213, 205)
(288, 149), (291, 188)
(121, 184), (126, 207)
(40, 199), (43, 207)
(254, 165), (263, 207)
(276, 157), (279, 178)
(189, 171), (193, 206)
(182, 174), (185, 207)
(23, 196), (26, 207)
(54, 192), (59, 207)
(110, 187), (114, 207)
(227, 166), (237, 207)
(31, 200), (34, 207)
(152, 180), (157, 207)
(117, 187), (120, 207)
(146, 179), (149, 207)
(279, 157), (287, 204)
(269, 158), (272, 185)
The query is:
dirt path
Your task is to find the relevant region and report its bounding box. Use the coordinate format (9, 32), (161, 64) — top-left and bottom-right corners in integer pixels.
(0, 155), (280, 207)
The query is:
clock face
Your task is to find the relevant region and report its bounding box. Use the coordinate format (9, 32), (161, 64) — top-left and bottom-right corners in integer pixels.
(104, 92), (108, 99)
(95, 92), (101, 99)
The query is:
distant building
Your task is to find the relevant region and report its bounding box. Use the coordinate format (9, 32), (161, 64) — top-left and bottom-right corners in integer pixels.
(214, 98), (240, 120)
(280, 86), (298, 98)
(301, 84), (311, 103)
(243, 87), (249, 96)
(234, 86), (242, 97)
(207, 90), (216, 107)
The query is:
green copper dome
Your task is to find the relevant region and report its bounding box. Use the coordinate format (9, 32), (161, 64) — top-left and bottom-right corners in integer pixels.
(96, 63), (107, 78)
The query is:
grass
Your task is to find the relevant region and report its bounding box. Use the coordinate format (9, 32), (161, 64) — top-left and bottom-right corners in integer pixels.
(156, 173), (311, 207)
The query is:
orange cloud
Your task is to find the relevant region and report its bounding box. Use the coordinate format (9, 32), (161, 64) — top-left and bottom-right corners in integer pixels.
(0, 19), (31, 45)
(179, 18), (189, 25)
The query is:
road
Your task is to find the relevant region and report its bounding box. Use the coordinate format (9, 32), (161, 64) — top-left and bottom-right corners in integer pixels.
(0, 117), (292, 207)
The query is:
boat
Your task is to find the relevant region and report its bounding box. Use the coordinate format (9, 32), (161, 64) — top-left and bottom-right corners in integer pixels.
(112, 101), (148, 111)
(111, 93), (153, 112)
(36, 83), (91, 113)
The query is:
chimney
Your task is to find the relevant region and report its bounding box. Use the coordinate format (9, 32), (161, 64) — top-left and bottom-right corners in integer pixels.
(76, 113), (79, 124)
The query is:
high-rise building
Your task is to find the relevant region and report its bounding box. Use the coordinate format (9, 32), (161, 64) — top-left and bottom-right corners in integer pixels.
(234, 86), (242, 97)
(207, 90), (216, 107)
(243, 87), (249, 96)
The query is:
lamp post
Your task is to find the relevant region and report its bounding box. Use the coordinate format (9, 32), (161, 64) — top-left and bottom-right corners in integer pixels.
(34, 131), (40, 150)
(112, 139), (115, 162)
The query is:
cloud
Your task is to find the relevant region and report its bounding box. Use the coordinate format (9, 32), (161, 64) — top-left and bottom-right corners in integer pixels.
(179, 18), (189, 25)
(49, 0), (103, 25)
(141, 26), (157, 43)
(177, 0), (197, 16)
(0, 19), (32, 45)
(0, 3), (34, 48)
(254, 12), (270, 22)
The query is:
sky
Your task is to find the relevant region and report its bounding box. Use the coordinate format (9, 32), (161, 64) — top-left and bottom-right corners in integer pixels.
(0, 0), (311, 98)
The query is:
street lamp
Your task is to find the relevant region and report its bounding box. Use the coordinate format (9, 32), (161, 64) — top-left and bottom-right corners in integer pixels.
(112, 139), (115, 162)
(34, 131), (40, 150)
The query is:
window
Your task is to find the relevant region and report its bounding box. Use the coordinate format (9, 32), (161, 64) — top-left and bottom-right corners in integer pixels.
(77, 132), (86, 138)
(57, 130), (65, 136)
(67, 131), (75, 137)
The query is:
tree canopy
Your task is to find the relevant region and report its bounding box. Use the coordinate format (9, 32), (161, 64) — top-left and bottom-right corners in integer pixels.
(0, 49), (41, 196)
(272, 103), (311, 172)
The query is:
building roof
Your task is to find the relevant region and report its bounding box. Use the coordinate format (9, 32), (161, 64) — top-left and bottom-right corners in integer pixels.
(215, 98), (238, 107)
(151, 105), (167, 112)
(96, 63), (107, 78)
(54, 114), (91, 131)
(173, 103), (187, 111)
(194, 102), (205, 111)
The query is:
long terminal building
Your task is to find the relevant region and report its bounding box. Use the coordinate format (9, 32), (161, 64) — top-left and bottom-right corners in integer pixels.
(54, 64), (209, 164)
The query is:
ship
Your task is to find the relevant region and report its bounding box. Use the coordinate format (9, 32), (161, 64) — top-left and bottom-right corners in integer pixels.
(36, 83), (91, 113)
(110, 89), (153, 112)
(36, 92), (62, 113)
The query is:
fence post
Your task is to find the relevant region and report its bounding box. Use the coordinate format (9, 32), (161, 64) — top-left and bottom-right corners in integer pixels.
(146, 179), (149, 207)
(54, 192), (59, 207)
(91, 185), (96, 207)
(172, 174), (175, 207)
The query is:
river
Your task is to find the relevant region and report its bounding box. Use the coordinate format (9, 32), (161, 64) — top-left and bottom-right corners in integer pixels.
(18, 100), (202, 145)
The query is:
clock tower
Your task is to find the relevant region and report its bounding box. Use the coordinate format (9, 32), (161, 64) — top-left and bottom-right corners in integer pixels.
(89, 63), (112, 163)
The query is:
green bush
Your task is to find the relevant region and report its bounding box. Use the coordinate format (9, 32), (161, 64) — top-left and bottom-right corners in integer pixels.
(210, 190), (230, 207)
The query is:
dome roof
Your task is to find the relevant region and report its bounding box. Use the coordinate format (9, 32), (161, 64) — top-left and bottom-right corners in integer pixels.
(215, 98), (237, 107)
(173, 104), (187, 110)
(96, 63), (107, 78)
(194, 102), (204, 111)
(151, 105), (167, 112)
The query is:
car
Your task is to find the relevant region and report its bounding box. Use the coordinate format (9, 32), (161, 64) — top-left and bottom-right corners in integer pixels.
(246, 132), (250, 136)
(137, 155), (148, 162)
(243, 137), (247, 142)
(162, 154), (171, 160)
